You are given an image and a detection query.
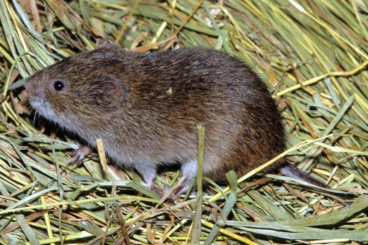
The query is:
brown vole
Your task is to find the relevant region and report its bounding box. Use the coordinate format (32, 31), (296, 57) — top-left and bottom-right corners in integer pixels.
(24, 43), (312, 195)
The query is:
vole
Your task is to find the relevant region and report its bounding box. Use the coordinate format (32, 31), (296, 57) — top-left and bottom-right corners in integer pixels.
(24, 42), (323, 195)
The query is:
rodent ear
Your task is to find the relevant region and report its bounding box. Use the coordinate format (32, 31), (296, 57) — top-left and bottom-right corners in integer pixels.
(97, 80), (124, 109)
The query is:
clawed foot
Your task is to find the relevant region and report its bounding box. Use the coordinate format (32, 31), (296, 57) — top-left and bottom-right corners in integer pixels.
(152, 177), (191, 202)
(153, 184), (176, 201)
(67, 143), (93, 165)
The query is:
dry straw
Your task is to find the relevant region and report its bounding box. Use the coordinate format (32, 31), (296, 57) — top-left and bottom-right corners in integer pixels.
(0, 0), (368, 244)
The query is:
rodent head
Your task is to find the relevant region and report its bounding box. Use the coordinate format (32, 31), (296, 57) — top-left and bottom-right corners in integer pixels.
(25, 44), (126, 130)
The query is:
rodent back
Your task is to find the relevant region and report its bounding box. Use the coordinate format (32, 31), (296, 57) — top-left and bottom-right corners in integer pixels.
(121, 47), (285, 175)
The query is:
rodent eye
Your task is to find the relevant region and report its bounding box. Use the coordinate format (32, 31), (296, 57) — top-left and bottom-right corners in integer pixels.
(53, 80), (65, 91)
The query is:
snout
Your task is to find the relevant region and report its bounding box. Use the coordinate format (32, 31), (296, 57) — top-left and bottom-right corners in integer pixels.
(24, 79), (45, 98)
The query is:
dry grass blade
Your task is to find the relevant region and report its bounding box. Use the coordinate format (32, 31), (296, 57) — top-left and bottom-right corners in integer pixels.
(190, 124), (204, 244)
(0, 0), (368, 244)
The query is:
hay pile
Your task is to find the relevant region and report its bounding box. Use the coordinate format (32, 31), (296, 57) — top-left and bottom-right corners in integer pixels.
(0, 0), (367, 244)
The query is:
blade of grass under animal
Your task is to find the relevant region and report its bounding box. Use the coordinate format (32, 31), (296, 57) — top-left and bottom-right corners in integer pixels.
(205, 170), (238, 244)
(190, 124), (204, 244)
(236, 227), (368, 241)
(202, 220), (258, 245)
(0, 181), (41, 245)
(281, 195), (368, 226)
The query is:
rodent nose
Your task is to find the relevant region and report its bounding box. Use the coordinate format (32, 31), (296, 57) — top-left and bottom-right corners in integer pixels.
(24, 80), (45, 96)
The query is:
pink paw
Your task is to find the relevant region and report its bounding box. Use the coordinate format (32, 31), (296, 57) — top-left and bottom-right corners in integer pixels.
(155, 177), (191, 202)
(67, 143), (92, 165)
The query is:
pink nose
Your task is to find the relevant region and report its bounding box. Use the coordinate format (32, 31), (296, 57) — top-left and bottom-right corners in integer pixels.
(24, 81), (45, 96)
(35, 85), (45, 95)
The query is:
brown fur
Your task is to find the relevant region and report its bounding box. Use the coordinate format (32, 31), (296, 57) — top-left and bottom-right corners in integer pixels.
(25, 43), (285, 191)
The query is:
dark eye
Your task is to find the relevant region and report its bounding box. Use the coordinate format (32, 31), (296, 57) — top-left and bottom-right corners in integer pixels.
(53, 80), (65, 91)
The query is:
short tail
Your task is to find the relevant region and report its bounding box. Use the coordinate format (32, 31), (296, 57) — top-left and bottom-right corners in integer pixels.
(279, 163), (353, 204)
(279, 164), (328, 188)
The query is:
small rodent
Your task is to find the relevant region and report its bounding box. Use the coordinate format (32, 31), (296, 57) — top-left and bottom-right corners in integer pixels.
(24, 43), (310, 195)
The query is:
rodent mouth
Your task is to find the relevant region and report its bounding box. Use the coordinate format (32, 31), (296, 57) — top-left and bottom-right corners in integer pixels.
(28, 98), (42, 112)
(28, 97), (51, 119)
